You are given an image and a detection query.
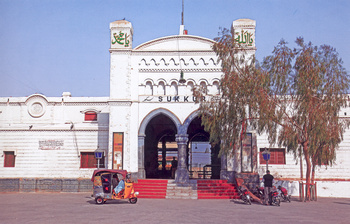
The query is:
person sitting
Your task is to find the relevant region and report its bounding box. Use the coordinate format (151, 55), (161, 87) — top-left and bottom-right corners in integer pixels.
(114, 177), (125, 195)
(112, 174), (119, 189)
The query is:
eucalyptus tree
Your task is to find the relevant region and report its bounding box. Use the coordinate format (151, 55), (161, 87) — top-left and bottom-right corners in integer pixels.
(194, 27), (349, 200)
(194, 28), (265, 156)
(260, 38), (349, 199)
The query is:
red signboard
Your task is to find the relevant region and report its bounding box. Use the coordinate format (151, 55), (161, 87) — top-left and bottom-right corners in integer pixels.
(113, 132), (123, 169)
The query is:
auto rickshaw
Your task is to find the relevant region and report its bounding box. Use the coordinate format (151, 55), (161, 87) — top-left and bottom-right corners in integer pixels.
(91, 169), (138, 204)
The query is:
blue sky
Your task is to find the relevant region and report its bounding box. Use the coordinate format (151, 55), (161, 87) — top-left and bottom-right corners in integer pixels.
(0, 0), (349, 97)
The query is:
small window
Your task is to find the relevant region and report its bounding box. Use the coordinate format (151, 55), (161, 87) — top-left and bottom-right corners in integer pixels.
(259, 148), (285, 165)
(213, 81), (220, 95)
(157, 81), (166, 95)
(85, 112), (97, 121)
(170, 81), (178, 95)
(4, 151), (15, 167)
(200, 81), (208, 94)
(145, 81), (153, 95)
(80, 152), (105, 168)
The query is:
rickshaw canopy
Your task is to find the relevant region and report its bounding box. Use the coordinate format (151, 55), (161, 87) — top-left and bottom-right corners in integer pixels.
(91, 169), (128, 182)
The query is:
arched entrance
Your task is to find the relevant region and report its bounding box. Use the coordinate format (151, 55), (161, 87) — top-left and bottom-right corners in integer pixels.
(138, 109), (221, 181)
(138, 108), (181, 179)
(186, 116), (221, 179)
(144, 114), (177, 178)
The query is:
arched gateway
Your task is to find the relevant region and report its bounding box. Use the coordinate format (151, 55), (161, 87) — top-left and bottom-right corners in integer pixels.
(109, 19), (257, 184)
(138, 109), (220, 183)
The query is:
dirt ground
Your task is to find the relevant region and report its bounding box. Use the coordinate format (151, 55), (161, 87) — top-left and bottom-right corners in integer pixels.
(0, 193), (349, 224)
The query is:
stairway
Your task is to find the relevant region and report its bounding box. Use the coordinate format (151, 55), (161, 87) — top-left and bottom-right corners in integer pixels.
(166, 180), (197, 199)
(133, 179), (168, 199)
(134, 179), (240, 199)
(197, 180), (240, 199)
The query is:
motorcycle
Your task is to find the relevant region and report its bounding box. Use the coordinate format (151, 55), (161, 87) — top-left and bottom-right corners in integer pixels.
(238, 186), (251, 205)
(254, 186), (280, 206)
(269, 186), (281, 206)
(278, 185), (291, 202)
(254, 186), (264, 200)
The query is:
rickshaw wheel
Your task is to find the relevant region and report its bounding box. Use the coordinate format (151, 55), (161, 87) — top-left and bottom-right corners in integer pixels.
(95, 197), (104, 205)
(129, 198), (137, 204)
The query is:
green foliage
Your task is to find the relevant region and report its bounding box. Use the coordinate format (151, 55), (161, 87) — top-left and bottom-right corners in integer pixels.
(261, 37), (349, 168)
(195, 27), (350, 194)
(194, 28), (266, 156)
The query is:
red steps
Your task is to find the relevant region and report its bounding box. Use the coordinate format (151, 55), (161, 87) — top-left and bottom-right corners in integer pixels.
(197, 180), (240, 199)
(134, 179), (240, 199)
(133, 179), (168, 199)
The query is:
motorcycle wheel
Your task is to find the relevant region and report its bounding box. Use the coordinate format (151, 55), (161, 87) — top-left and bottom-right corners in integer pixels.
(241, 196), (247, 204)
(95, 197), (104, 205)
(247, 196), (251, 205)
(272, 197), (280, 206)
(276, 198), (281, 206)
(281, 195), (285, 201)
(129, 197), (138, 204)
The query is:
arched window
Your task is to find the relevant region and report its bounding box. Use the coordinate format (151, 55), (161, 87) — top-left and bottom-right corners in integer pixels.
(187, 81), (194, 95)
(170, 81), (178, 95)
(213, 81), (220, 95)
(157, 81), (166, 95)
(85, 111), (97, 121)
(200, 81), (208, 94)
(145, 81), (153, 95)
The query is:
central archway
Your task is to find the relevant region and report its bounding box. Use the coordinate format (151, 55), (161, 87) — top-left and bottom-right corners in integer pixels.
(144, 114), (177, 178)
(138, 108), (221, 181)
(138, 108), (181, 179)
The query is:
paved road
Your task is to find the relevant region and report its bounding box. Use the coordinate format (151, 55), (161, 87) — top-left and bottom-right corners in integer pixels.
(0, 193), (349, 224)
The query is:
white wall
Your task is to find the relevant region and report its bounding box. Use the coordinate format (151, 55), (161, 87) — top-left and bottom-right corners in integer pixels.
(0, 95), (110, 178)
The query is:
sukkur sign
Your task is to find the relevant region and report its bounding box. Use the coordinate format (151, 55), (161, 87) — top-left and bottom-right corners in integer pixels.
(140, 95), (220, 103)
(39, 140), (64, 150)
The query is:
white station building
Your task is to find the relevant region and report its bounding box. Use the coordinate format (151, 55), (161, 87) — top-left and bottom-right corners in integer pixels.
(0, 19), (349, 197)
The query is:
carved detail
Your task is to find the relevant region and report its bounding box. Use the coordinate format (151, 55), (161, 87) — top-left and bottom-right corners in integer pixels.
(138, 57), (218, 67)
(139, 68), (222, 73)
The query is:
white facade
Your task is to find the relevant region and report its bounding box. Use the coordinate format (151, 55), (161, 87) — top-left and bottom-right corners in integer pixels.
(0, 19), (349, 197)
(0, 94), (109, 178)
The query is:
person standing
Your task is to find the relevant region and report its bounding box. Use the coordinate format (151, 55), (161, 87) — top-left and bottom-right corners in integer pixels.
(263, 170), (274, 205)
(171, 157), (178, 179)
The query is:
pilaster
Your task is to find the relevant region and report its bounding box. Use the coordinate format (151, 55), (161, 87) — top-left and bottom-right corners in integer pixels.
(175, 134), (189, 183)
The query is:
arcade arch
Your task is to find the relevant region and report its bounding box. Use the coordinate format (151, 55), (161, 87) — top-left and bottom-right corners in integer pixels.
(138, 109), (220, 180)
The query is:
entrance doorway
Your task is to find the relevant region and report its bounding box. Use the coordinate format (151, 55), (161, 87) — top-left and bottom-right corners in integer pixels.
(189, 141), (211, 178)
(142, 112), (221, 180)
(144, 114), (177, 179)
(157, 136), (177, 179)
(187, 117), (220, 179)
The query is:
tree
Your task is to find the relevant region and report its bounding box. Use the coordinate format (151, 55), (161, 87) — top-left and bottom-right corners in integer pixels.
(195, 28), (349, 200)
(193, 28), (264, 156)
(260, 38), (349, 200)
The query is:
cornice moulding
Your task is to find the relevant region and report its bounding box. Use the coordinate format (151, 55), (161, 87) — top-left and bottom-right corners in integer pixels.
(139, 68), (222, 73)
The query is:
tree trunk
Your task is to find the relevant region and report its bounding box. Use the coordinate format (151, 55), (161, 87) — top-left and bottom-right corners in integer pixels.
(311, 165), (316, 184)
(302, 144), (312, 201)
(311, 159), (316, 184)
(300, 147), (303, 181)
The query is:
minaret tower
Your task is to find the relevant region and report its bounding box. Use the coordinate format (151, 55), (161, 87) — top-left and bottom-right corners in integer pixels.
(232, 19), (256, 59)
(108, 20), (136, 171)
(109, 20), (133, 99)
